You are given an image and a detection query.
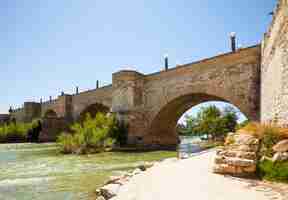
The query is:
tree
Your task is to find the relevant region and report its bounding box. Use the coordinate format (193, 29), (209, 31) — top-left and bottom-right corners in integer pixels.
(178, 105), (238, 140)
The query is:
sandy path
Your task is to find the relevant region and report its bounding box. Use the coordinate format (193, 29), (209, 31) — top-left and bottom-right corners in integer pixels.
(113, 151), (270, 200)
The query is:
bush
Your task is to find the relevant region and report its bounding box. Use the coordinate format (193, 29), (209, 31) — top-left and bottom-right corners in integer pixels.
(0, 122), (32, 143)
(238, 122), (288, 140)
(258, 159), (288, 183)
(57, 113), (120, 154)
(237, 122), (285, 157)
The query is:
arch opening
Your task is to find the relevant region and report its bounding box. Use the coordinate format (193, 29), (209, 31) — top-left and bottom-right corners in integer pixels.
(147, 93), (249, 146)
(79, 103), (110, 122)
(44, 110), (58, 118)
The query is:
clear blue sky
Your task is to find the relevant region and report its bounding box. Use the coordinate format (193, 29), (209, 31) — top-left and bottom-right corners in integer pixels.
(1, 0), (276, 114)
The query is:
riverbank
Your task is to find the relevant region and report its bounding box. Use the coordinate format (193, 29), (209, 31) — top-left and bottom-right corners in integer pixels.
(103, 150), (286, 200)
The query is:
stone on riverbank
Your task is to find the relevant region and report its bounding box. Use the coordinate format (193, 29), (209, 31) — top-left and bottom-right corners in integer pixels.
(213, 133), (259, 177)
(96, 184), (120, 199)
(273, 139), (288, 153)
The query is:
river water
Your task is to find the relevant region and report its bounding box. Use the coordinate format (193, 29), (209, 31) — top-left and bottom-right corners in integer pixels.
(0, 143), (176, 200)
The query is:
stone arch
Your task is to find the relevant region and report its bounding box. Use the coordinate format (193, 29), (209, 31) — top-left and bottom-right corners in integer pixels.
(79, 103), (110, 121)
(44, 109), (58, 118)
(144, 93), (251, 146)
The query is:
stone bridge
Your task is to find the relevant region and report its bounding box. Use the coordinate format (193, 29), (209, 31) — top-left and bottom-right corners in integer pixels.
(10, 46), (261, 145)
(9, 0), (288, 147)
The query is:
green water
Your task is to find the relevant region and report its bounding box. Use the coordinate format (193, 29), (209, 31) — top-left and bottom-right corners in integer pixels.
(0, 143), (176, 200)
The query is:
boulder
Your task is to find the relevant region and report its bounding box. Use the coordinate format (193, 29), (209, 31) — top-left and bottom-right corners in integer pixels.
(96, 196), (106, 200)
(272, 152), (288, 162)
(213, 132), (259, 177)
(273, 139), (288, 152)
(96, 184), (120, 199)
(138, 165), (146, 171)
(132, 168), (142, 176)
(105, 176), (122, 185)
(233, 134), (259, 146)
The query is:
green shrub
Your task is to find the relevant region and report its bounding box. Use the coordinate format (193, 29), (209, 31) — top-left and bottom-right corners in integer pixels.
(258, 159), (288, 183)
(260, 126), (281, 157)
(0, 122), (32, 143)
(57, 113), (120, 154)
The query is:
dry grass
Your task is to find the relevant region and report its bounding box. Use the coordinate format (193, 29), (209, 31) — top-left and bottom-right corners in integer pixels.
(237, 122), (288, 139)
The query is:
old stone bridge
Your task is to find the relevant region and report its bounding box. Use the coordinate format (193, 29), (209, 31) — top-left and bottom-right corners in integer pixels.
(9, 0), (288, 146)
(10, 46), (261, 145)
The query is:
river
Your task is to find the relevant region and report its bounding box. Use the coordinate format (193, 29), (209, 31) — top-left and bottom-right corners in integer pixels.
(0, 143), (176, 200)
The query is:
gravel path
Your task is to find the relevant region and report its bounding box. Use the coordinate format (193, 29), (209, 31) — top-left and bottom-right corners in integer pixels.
(112, 151), (283, 200)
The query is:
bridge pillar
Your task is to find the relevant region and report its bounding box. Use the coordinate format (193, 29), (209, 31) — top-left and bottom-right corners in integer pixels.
(57, 94), (73, 122)
(23, 102), (41, 122)
(112, 70), (146, 145)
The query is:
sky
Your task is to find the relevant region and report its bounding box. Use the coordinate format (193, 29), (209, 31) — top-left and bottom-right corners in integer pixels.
(0, 0), (276, 118)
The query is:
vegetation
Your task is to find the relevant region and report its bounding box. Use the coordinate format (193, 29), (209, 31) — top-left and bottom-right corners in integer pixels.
(178, 105), (238, 141)
(258, 159), (288, 183)
(235, 119), (250, 130)
(237, 122), (288, 182)
(57, 113), (122, 154)
(0, 122), (33, 143)
(238, 122), (288, 157)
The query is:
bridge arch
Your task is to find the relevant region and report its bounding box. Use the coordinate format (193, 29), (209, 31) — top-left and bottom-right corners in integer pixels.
(144, 93), (251, 146)
(79, 103), (110, 121)
(43, 109), (58, 118)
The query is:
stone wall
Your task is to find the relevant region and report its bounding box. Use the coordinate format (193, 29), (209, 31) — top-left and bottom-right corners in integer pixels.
(261, 0), (288, 125)
(72, 85), (113, 120)
(111, 46), (261, 146)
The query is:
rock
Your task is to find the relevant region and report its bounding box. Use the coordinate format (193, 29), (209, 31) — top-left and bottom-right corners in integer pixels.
(97, 184), (121, 199)
(236, 144), (258, 152)
(225, 157), (256, 167)
(105, 176), (122, 185)
(225, 132), (236, 145)
(272, 152), (288, 162)
(234, 134), (259, 146)
(273, 139), (288, 152)
(213, 132), (259, 177)
(132, 168), (141, 176)
(138, 165), (146, 171)
(236, 151), (257, 160)
(96, 195), (106, 200)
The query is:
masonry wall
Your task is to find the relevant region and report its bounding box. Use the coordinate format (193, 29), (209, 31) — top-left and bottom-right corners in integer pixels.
(261, 0), (288, 125)
(111, 46), (261, 146)
(72, 85), (113, 120)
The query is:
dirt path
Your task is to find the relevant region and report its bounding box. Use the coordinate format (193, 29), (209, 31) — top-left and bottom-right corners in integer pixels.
(112, 151), (283, 200)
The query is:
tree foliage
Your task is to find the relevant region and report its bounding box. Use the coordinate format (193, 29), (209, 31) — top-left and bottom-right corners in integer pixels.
(178, 105), (238, 140)
(57, 113), (121, 154)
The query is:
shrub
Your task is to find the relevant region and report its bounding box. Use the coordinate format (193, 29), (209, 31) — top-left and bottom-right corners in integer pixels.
(237, 122), (285, 157)
(258, 159), (288, 183)
(238, 122), (288, 140)
(57, 113), (120, 154)
(0, 122), (32, 143)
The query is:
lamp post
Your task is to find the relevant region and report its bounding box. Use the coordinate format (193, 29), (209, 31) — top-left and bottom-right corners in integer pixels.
(76, 86), (79, 95)
(164, 54), (168, 71)
(230, 32), (236, 52)
(96, 80), (99, 89)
